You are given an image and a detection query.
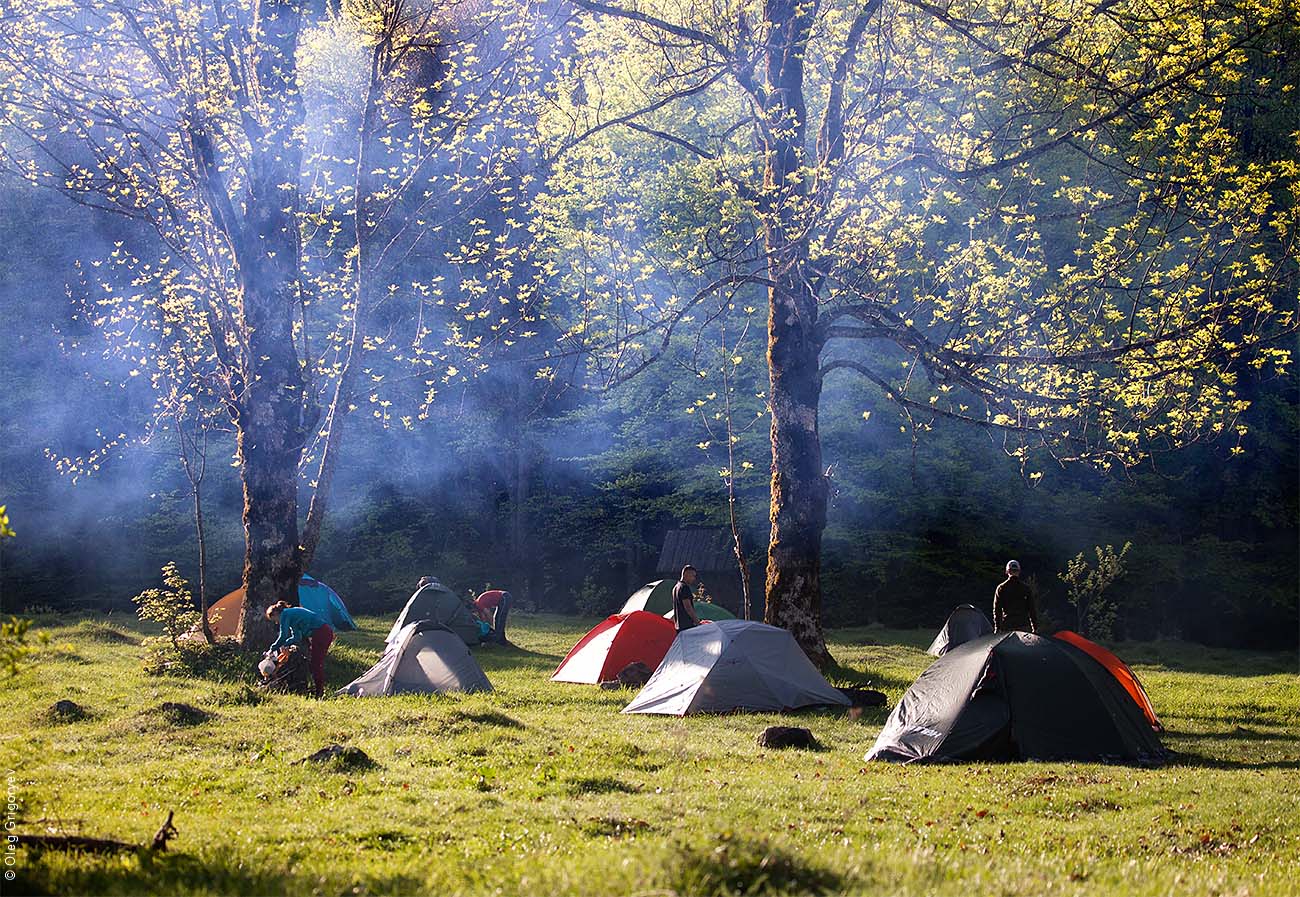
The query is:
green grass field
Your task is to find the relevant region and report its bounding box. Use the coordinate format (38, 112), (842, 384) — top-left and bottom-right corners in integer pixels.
(5, 614), (1299, 896)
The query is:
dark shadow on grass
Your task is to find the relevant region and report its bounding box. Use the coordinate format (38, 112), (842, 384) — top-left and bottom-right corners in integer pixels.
(1165, 726), (1300, 743)
(449, 710), (524, 729)
(1069, 641), (1299, 678)
(1167, 750), (1300, 771)
(579, 815), (653, 839)
(13, 849), (296, 896)
(822, 659), (912, 695)
(666, 832), (843, 896)
(475, 644), (564, 669)
(322, 650), (373, 689)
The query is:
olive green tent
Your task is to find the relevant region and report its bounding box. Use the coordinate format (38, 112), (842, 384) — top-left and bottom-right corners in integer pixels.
(387, 580), (482, 647)
(619, 579), (736, 621)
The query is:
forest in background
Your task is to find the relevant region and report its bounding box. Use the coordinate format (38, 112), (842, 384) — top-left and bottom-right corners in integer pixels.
(2, 169), (1295, 647)
(0, 0), (1296, 650)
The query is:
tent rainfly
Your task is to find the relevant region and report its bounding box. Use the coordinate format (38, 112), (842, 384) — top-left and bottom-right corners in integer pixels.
(338, 621), (492, 697)
(552, 611), (677, 685)
(866, 632), (1166, 764)
(623, 620), (849, 716)
(619, 579), (736, 621)
(927, 605), (994, 656)
(1053, 630), (1163, 731)
(387, 580), (481, 647)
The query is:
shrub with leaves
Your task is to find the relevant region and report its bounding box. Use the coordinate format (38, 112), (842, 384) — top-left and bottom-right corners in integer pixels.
(0, 505), (14, 539)
(141, 637), (249, 680)
(573, 576), (615, 617)
(0, 616), (48, 677)
(1061, 543), (1132, 640)
(133, 562), (200, 649)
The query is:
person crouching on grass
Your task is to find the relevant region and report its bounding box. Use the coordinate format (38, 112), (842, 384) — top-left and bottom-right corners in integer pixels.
(266, 601), (334, 698)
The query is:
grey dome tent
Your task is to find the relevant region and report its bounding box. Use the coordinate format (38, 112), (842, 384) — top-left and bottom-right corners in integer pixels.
(387, 580), (482, 647)
(867, 632), (1165, 764)
(339, 622), (492, 697)
(623, 620), (849, 716)
(927, 604), (993, 656)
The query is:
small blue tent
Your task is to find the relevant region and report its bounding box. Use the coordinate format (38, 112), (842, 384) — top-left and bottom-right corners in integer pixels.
(298, 575), (357, 631)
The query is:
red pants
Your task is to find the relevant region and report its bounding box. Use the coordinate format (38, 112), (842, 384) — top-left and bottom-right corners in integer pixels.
(308, 625), (334, 697)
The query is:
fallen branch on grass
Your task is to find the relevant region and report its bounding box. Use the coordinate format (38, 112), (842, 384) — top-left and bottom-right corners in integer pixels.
(16, 810), (177, 853)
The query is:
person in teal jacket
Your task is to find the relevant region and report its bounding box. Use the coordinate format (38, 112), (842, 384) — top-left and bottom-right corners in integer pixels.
(266, 602), (334, 698)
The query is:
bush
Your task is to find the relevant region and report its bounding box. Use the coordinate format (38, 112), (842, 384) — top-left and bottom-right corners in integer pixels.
(574, 575), (616, 616)
(142, 636), (250, 680)
(1061, 543), (1131, 640)
(133, 561), (199, 649)
(0, 616), (48, 677)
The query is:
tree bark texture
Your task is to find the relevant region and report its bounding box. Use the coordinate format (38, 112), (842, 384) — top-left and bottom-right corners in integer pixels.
(236, 0), (310, 647)
(760, 0), (832, 667)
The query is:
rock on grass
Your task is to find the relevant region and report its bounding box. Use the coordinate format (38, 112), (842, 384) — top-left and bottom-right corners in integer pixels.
(296, 744), (376, 771)
(757, 726), (819, 749)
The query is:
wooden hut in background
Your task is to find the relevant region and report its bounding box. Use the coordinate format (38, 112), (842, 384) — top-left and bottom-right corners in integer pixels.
(655, 527), (760, 618)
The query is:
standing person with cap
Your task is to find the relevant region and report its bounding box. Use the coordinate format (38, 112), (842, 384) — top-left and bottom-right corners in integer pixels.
(672, 565), (703, 632)
(993, 559), (1038, 633)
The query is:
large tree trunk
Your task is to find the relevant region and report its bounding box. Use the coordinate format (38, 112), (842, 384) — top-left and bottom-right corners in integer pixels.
(236, 0), (309, 647)
(760, 0), (831, 667)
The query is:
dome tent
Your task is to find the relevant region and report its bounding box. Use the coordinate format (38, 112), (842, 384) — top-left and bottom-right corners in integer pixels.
(387, 579), (481, 647)
(623, 620), (849, 716)
(867, 632), (1165, 764)
(927, 605), (993, 656)
(1053, 630), (1162, 731)
(339, 621), (492, 697)
(204, 575), (356, 640)
(619, 579), (736, 621)
(552, 611), (677, 684)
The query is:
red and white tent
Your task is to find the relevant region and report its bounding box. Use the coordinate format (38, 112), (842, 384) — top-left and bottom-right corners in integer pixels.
(551, 611), (678, 684)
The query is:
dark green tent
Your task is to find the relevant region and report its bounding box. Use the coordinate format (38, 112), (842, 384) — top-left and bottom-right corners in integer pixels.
(867, 632), (1165, 764)
(926, 604), (993, 656)
(619, 579), (736, 621)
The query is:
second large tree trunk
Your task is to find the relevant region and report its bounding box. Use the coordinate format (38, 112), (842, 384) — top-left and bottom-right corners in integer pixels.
(235, 0), (310, 647)
(760, 0), (832, 667)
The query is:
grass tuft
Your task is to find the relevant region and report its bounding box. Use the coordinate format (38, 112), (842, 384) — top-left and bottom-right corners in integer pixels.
(154, 702), (212, 727)
(565, 775), (639, 795)
(579, 815), (652, 838)
(38, 699), (91, 724)
(202, 683), (267, 707)
(71, 620), (139, 645)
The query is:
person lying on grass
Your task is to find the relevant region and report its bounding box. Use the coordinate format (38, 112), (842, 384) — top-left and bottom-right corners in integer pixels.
(266, 602), (334, 698)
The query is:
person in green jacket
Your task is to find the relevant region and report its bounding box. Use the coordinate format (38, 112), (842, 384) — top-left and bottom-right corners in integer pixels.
(266, 602), (335, 698)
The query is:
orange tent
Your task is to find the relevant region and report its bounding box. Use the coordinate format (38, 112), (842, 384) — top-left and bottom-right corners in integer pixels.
(1054, 630), (1162, 731)
(205, 588), (246, 639)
